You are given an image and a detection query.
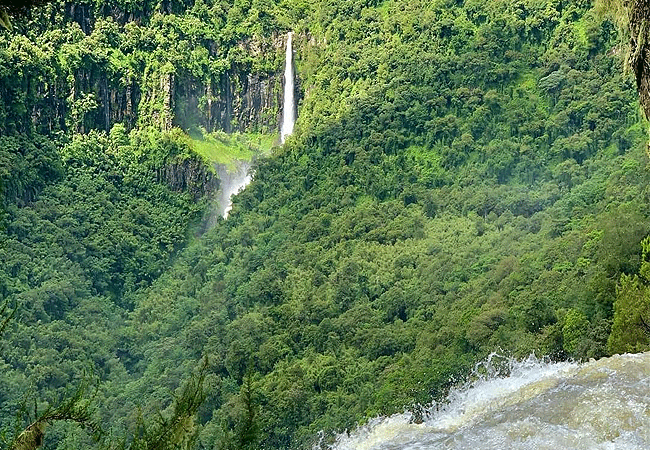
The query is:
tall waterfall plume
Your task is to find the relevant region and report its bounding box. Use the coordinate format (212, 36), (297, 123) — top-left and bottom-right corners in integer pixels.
(280, 31), (295, 144)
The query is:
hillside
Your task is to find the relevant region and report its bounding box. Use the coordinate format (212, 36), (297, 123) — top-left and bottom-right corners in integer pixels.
(1, 0), (650, 449)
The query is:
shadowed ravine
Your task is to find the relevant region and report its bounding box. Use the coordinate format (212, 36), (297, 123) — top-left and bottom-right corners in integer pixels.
(325, 353), (650, 450)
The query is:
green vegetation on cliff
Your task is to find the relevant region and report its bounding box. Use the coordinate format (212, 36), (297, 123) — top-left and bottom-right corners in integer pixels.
(2, 0), (650, 449)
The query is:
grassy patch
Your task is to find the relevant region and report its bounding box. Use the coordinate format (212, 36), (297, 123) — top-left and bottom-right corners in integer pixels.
(188, 128), (276, 168)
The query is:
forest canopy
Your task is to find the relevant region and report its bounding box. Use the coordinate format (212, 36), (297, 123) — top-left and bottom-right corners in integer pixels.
(1, 0), (650, 449)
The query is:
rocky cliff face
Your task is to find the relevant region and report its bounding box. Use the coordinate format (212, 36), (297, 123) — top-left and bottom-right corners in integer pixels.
(167, 32), (292, 135)
(158, 156), (219, 201)
(1, 3), (294, 205)
(20, 5), (292, 137)
(67, 53), (284, 136)
(174, 69), (282, 134)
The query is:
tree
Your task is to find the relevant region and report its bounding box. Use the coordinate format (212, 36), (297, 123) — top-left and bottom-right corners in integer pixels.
(608, 237), (650, 354)
(2, 297), (206, 450)
(0, 1), (56, 30)
(608, 274), (650, 354)
(7, 379), (100, 450)
(0, 298), (14, 337)
(562, 308), (590, 357)
(234, 373), (259, 450)
(2, 303), (100, 450)
(125, 360), (207, 450)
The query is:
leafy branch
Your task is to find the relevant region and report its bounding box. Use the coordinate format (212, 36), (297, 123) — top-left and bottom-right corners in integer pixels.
(7, 377), (101, 450)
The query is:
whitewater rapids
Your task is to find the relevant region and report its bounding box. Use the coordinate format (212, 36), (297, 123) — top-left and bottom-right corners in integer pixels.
(326, 353), (650, 450)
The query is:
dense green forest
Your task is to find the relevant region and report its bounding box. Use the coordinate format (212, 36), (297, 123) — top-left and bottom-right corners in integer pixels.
(2, 0), (650, 449)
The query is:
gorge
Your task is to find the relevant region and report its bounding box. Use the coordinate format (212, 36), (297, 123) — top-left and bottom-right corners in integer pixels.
(2, 1), (650, 449)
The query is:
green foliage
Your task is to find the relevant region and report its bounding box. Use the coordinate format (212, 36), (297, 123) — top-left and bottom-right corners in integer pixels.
(0, 134), (63, 206)
(607, 236), (650, 354)
(561, 308), (590, 357)
(0, 122), (210, 447)
(0, 299), (14, 337)
(5, 376), (100, 450)
(122, 361), (206, 450)
(121, 1), (647, 446)
(1, 1), (650, 450)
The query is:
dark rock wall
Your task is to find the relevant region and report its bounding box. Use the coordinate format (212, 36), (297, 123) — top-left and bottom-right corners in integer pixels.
(175, 70), (281, 134)
(158, 156), (219, 200)
(21, 4), (287, 136)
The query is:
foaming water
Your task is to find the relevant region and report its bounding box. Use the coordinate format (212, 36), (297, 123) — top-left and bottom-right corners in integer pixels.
(326, 353), (650, 450)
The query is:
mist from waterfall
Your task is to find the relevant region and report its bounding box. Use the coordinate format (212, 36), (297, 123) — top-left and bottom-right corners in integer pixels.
(216, 161), (252, 219)
(281, 31), (295, 144)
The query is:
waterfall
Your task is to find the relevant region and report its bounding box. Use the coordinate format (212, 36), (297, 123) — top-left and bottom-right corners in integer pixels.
(323, 352), (650, 450)
(281, 31), (295, 144)
(216, 161), (252, 219)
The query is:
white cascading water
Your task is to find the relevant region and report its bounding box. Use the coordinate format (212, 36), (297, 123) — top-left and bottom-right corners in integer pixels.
(217, 161), (252, 218)
(280, 31), (295, 144)
(216, 32), (293, 219)
(322, 352), (650, 450)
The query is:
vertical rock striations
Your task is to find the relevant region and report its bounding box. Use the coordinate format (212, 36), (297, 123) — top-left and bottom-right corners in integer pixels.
(7, 6), (293, 137)
(175, 70), (281, 135)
